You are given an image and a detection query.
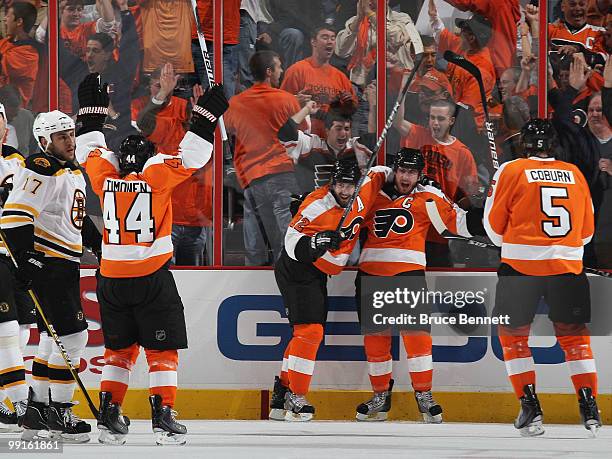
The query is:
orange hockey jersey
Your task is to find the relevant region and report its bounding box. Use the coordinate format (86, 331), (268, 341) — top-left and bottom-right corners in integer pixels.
(285, 166), (391, 275)
(76, 130), (212, 278)
(548, 21), (607, 61)
(484, 157), (594, 276)
(359, 184), (471, 276)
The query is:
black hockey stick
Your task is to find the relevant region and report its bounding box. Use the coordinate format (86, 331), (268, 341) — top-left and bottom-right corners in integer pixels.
(443, 50), (499, 171)
(424, 199), (612, 278)
(0, 230), (100, 418)
(336, 51), (425, 233)
(190, 0), (228, 141)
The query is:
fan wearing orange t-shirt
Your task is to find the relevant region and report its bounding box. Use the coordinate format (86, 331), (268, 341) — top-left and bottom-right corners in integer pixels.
(0, 2), (39, 108)
(281, 25), (357, 138)
(395, 97), (478, 266)
(224, 51), (302, 265)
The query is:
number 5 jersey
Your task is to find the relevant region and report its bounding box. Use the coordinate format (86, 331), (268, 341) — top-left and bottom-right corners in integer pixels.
(484, 157), (595, 276)
(76, 130), (213, 278)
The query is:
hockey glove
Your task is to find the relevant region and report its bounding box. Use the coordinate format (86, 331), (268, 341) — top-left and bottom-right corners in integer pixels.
(16, 250), (45, 289)
(190, 83), (229, 144)
(290, 193), (308, 217)
(419, 175), (441, 189)
(309, 231), (341, 260)
(77, 73), (109, 135)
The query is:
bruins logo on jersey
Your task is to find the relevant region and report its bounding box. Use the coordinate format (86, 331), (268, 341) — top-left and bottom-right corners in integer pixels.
(71, 189), (86, 229)
(373, 208), (414, 238)
(33, 157), (51, 168)
(340, 216), (363, 241)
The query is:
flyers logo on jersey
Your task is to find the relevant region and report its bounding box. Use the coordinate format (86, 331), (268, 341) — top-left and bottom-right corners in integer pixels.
(71, 189), (86, 229)
(340, 216), (363, 241)
(373, 208), (414, 238)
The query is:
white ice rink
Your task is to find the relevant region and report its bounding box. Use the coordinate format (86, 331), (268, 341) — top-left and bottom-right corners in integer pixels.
(4, 420), (610, 459)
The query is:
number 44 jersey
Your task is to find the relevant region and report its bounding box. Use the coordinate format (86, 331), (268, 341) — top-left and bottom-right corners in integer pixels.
(76, 130), (212, 278)
(484, 157), (595, 276)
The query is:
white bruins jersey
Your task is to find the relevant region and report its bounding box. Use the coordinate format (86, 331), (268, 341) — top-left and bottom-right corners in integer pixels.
(0, 145), (26, 256)
(0, 152), (86, 262)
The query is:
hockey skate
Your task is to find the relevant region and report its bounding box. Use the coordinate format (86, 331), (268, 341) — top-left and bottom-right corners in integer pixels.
(356, 379), (394, 421)
(284, 391), (315, 422)
(98, 391), (130, 445)
(514, 384), (544, 437)
(0, 400), (23, 433)
(269, 376), (288, 421)
(149, 394), (187, 445)
(414, 390), (443, 423)
(19, 387), (52, 441)
(578, 387), (601, 437)
(48, 391), (91, 443)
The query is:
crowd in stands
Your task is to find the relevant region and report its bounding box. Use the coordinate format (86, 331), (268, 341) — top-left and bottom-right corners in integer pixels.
(0, 0), (610, 268)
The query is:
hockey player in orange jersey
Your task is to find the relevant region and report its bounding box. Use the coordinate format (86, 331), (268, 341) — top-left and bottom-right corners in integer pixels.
(75, 74), (228, 444)
(354, 148), (480, 423)
(484, 118), (601, 437)
(270, 160), (392, 421)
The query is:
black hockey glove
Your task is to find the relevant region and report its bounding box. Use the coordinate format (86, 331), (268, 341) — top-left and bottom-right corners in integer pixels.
(77, 73), (109, 135)
(16, 250), (45, 289)
(309, 231), (341, 260)
(289, 193), (307, 217)
(190, 83), (229, 143)
(419, 175), (441, 189)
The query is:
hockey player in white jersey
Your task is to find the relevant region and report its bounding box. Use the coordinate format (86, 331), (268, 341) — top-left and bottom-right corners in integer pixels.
(0, 110), (100, 442)
(0, 102), (35, 432)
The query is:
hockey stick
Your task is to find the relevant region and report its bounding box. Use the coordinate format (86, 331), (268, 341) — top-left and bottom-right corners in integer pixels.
(190, 0), (228, 141)
(424, 199), (612, 278)
(443, 50), (499, 171)
(0, 230), (100, 418)
(336, 51), (425, 232)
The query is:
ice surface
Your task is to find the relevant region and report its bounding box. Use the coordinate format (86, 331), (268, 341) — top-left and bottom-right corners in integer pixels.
(4, 420), (609, 458)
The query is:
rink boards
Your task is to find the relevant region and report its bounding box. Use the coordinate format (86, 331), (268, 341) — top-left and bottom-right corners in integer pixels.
(23, 269), (612, 422)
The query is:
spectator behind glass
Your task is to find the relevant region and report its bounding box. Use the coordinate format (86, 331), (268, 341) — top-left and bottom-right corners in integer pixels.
(0, 2), (39, 108)
(60, 5), (139, 150)
(236, 0), (273, 91)
(131, 64), (212, 266)
(36, 0), (116, 115)
(140, 0), (195, 75)
(192, 0), (241, 99)
(429, 0), (495, 129)
(441, 0), (521, 79)
(335, 0), (422, 135)
(224, 51), (301, 265)
(280, 25), (357, 138)
(548, 0), (607, 66)
(0, 84), (36, 157)
(263, 0), (325, 69)
(549, 55), (611, 266)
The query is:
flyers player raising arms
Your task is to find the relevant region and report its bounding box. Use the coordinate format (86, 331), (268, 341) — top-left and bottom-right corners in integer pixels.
(75, 74), (228, 445)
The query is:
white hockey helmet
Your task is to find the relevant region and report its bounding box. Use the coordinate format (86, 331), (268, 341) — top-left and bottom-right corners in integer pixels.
(32, 110), (75, 152)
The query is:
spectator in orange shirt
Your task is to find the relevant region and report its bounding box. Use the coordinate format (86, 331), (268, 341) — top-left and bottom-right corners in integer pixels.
(0, 2), (39, 108)
(281, 25), (357, 138)
(132, 63), (189, 155)
(224, 50), (301, 265)
(429, 0), (496, 129)
(441, 0), (521, 79)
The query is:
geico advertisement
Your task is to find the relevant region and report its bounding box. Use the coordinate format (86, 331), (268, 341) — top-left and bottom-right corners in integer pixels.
(19, 270), (611, 393)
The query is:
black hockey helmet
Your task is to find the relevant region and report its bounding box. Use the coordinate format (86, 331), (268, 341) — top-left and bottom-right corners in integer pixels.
(330, 159), (361, 186)
(393, 147), (425, 172)
(520, 118), (555, 155)
(118, 135), (155, 174)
